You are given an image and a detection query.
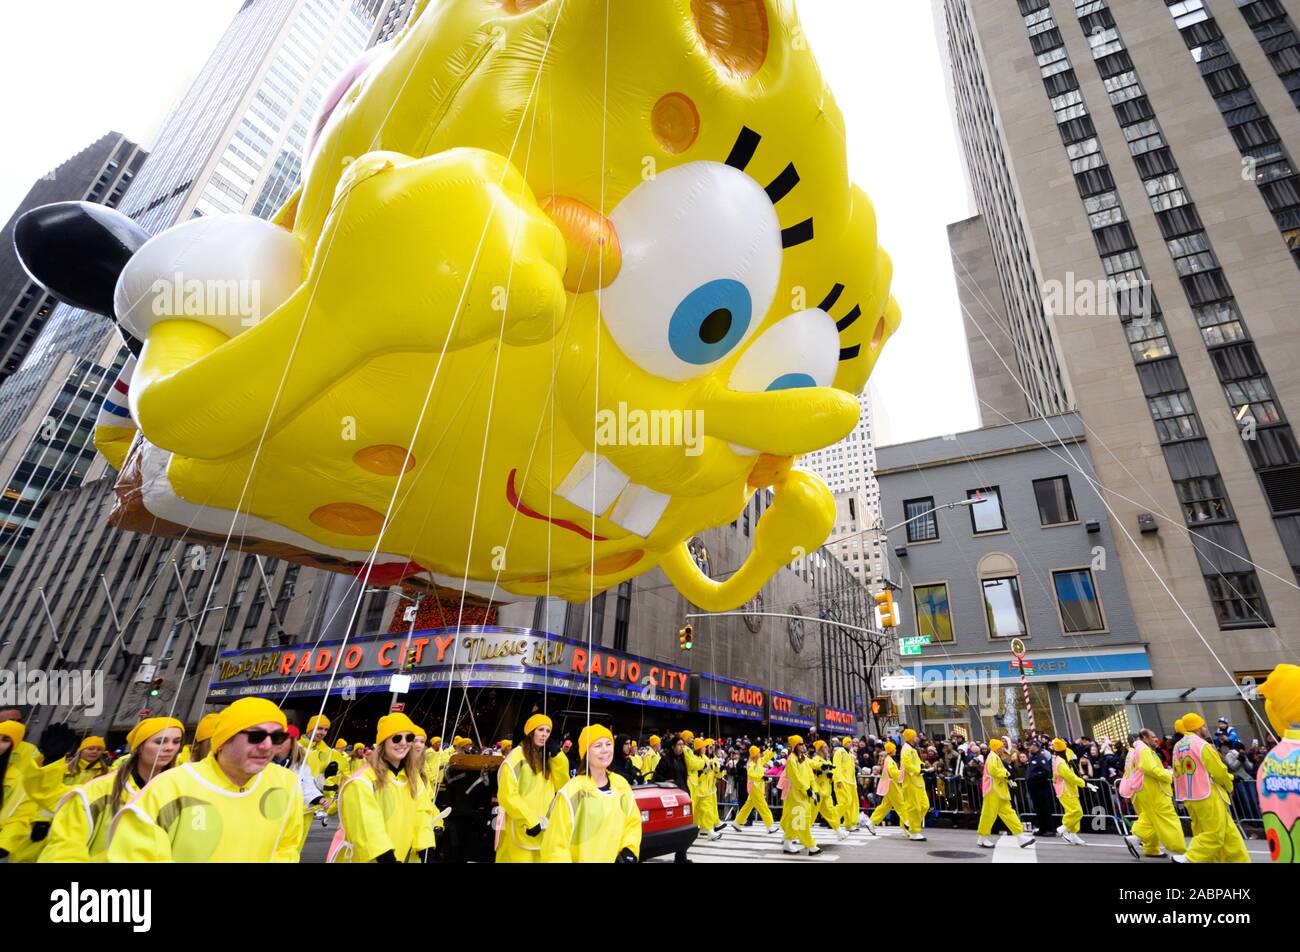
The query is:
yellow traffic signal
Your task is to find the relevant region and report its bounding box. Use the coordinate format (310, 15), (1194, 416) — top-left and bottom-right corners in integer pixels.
(678, 624), (694, 651)
(874, 590), (898, 629)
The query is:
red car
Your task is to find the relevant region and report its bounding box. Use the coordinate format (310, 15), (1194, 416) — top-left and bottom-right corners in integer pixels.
(633, 782), (698, 861)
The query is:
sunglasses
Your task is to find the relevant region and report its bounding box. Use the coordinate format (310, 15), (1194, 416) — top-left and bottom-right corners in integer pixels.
(388, 733), (417, 744)
(240, 729), (289, 746)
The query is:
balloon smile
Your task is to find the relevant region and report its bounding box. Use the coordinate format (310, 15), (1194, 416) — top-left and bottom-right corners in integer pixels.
(506, 469), (609, 542)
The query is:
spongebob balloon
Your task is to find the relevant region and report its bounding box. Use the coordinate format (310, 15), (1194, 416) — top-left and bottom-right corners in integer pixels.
(103, 0), (901, 610)
(1258, 664), (1300, 863)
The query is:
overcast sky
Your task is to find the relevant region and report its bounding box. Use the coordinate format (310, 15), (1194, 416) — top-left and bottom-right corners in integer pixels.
(0, 0), (978, 446)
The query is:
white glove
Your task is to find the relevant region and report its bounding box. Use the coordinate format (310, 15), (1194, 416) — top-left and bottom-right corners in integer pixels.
(537, 817), (549, 831)
(437, 806), (452, 820)
(1087, 784), (1098, 792)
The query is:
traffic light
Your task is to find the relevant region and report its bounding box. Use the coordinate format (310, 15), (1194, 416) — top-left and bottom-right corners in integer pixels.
(678, 624), (694, 651)
(874, 590), (898, 628)
(148, 676), (164, 698)
(870, 696), (895, 718)
(404, 647), (418, 672)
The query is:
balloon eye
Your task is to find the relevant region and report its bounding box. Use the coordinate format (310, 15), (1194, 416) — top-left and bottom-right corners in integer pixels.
(766, 372), (818, 392)
(669, 279), (752, 365)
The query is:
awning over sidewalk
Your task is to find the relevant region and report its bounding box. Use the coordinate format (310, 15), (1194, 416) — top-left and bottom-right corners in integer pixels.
(1065, 685), (1255, 706)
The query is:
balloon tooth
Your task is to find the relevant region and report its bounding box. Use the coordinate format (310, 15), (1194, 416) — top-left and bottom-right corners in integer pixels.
(609, 484), (671, 538)
(554, 452), (629, 516)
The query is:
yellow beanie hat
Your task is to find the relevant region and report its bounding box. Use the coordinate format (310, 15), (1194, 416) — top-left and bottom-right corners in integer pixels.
(195, 712), (221, 743)
(453, 735), (472, 749)
(680, 730), (694, 743)
(1174, 718), (1185, 734)
(127, 718), (183, 753)
(989, 738), (1004, 752)
(693, 737), (707, 751)
(375, 712), (418, 746)
(902, 728), (917, 742)
(749, 745), (760, 757)
(1181, 712), (1206, 732)
(78, 735), (106, 753)
(412, 724), (427, 740)
(0, 720), (26, 745)
(305, 714), (331, 733)
(499, 739), (513, 752)
(814, 739), (828, 751)
(334, 739), (348, 750)
(884, 741), (896, 754)
(787, 735), (804, 748)
(211, 697), (286, 752)
(430, 736), (442, 744)
(353, 742), (365, 752)
(523, 713), (552, 736)
(1051, 738), (1067, 752)
(579, 724), (614, 758)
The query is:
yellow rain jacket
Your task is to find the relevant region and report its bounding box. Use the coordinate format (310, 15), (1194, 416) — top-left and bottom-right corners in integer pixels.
(1052, 754), (1086, 834)
(1128, 742), (1185, 857)
(1178, 740), (1249, 864)
(332, 763), (432, 863)
(977, 753), (1024, 837)
(899, 742), (928, 835)
(869, 754), (905, 825)
(106, 756), (303, 862)
(808, 753), (842, 830)
(781, 755), (817, 847)
(495, 745), (569, 863)
(540, 773), (641, 863)
(735, 753), (775, 827)
(40, 771), (141, 862)
(64, 756), (110, 787)
(638, 747), (661, 783)
(833, 746), (858, 824)
(0, 759), (40, 858)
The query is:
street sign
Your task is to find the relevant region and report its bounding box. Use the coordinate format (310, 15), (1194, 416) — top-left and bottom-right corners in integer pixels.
(900, 644), (923, 656)
(403, 605), (418, 623)
(1010, 637), (1027, 657)
(899, 635), (932, 648)
(388, 673), (411, 695)
(881, 674), (917, 691)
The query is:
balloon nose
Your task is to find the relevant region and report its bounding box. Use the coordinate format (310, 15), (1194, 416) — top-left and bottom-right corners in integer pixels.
(541, 194), (621, 293)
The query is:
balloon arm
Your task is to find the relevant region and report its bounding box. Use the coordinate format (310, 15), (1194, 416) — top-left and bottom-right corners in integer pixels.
(660, 542), (780, 613)
(661, 468), (837, 611)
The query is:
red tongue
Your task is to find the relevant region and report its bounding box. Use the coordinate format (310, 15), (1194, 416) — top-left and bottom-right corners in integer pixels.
(353, 560), (427, 586)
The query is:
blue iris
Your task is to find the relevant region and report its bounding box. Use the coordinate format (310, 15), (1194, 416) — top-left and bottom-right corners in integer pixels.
(668, 279), (752, 365)
(766, 372), (818, 391)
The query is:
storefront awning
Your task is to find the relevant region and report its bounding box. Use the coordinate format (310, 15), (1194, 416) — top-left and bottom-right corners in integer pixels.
(1065, 686), (1255, 706)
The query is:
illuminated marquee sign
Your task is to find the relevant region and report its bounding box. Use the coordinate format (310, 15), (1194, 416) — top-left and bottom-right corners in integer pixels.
(769, 691), (816, 730)
(818, 705), (857, 732)
(698, 673), (765, 720)
(208, 626), (691, 711)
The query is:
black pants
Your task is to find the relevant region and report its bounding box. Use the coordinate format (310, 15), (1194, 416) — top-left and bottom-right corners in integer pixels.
(1029, 780), (1057, 834)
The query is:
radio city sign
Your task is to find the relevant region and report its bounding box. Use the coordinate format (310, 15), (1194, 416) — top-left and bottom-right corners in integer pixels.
(698, 673), (764, 720)
(210, 626), (691, 710)
(818, 705), (856, 732)
(769, 691), (816, 730)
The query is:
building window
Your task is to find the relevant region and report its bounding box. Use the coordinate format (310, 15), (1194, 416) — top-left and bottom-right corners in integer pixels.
(904, 496), (938, 542)
(1148, 390), (1202, 442)
(913, 583), (953, 643)
(1176, 476), (1231, 523)
(968, 486), (1006, 533)
(1205, 572), (1270, 627)
(982, 576), (1028, 639)
(1033, 476), (1078, 526)
(1053, 568), (1105, 633)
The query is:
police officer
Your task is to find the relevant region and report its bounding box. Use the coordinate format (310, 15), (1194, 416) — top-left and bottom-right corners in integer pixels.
(1025, 739), (1056, 837)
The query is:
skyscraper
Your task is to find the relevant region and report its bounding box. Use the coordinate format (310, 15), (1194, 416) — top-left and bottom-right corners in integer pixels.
(0, 133), (146, 385)
(937, 0), (1300, 691)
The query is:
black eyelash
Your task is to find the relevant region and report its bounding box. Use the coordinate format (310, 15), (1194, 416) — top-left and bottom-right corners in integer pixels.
(765, 163), (799, 204)
(818, 283), (845, 312)
(723, 126), (815, 245)
(781, 218), (814, 248)
(725, 127), (761, 171)
(818, 283), (866, 361)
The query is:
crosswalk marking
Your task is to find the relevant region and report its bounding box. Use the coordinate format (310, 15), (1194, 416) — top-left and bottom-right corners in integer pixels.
(992, 835), (1038, 863)
(645, 823), (899, 863)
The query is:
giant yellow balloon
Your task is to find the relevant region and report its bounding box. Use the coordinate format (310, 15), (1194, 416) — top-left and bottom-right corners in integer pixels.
(102, 0), (900, 610)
